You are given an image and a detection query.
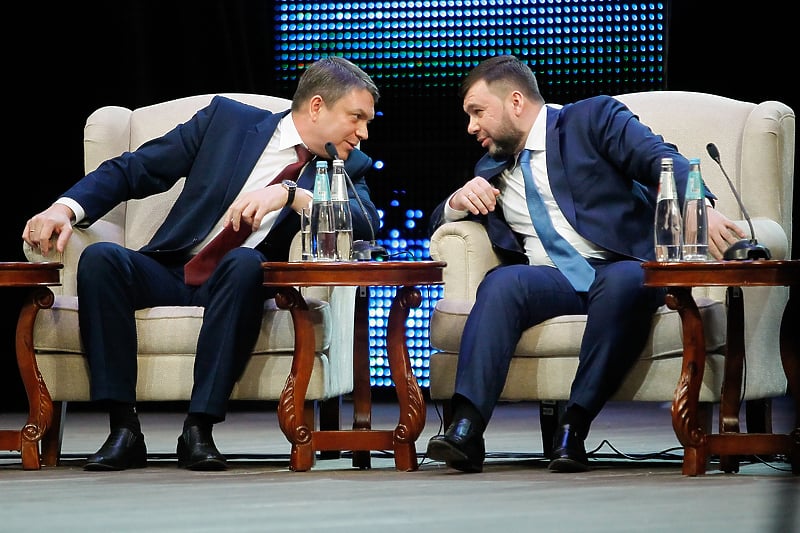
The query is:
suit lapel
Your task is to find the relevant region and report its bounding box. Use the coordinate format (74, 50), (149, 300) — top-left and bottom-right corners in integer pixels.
(545, 107), (579, 227)
(221, 111), (286, 207)
(475, 154), (510, 180)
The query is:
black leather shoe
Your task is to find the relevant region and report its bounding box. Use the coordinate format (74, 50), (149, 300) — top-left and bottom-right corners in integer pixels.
(548, 423), (589, 473)
(426, 418), (485, 473)
(84, 427), (147, 471)
(177, 425), (227, 471)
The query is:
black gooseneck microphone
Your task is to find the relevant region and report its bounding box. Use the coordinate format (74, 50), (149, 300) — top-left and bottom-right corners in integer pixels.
(705, 142), (771, 260)
(324, 142), (387, 260)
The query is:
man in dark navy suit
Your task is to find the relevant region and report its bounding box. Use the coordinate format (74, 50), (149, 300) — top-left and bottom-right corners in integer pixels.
(23, 57), (381, 471)
(425, 55), (745, 473)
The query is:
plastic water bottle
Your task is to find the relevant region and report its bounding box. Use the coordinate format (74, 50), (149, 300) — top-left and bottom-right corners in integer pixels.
(311, 161), (336, 260)
(329, 159), (353, 261)
(654, 157), (683, 261)
(681, 158), (709, 261)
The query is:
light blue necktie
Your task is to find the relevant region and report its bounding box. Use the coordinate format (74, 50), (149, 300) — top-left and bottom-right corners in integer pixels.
(518, 149), (595, 292)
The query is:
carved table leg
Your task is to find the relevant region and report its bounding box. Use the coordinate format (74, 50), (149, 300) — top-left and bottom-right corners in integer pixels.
(40, 401), (67, 467)
(275, 287), (315, 472)
(385, 286), (425, 471)
(665, 287), (709, 476)
(16, 286), (55, 470)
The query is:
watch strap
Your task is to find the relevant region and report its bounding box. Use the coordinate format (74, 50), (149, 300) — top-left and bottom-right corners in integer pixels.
(282, 180), (297, 208)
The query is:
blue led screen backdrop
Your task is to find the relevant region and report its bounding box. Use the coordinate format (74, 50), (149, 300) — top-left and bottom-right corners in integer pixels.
(273, 1), (668, 387)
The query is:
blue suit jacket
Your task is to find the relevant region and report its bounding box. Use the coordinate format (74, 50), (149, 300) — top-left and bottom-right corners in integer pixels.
(64, 95), (380, 263)
(431, 96), (712, 264)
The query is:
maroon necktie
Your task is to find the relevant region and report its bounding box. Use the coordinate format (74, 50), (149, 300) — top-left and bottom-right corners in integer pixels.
(184, 144), (314, 286)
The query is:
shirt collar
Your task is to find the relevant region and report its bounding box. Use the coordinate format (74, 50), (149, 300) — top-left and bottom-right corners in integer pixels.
(278, 113), (306, 152)
(525, 105), (548, 152)
(512, 105), (547, 167)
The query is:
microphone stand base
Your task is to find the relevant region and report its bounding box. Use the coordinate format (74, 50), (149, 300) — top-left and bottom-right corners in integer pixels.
(722, 240), (772, 261)
(352, 240), (388, 261)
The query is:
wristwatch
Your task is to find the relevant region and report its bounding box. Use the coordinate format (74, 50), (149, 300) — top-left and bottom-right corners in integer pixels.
(281, 180), (297, 208)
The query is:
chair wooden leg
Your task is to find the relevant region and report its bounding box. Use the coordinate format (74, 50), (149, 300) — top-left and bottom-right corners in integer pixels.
(698, 401), (713, 434)
(744, 397), (776, 462)
(539, 400), (565, 457)
(744, 397), (773, 433)
(318, 396), (342, 459)
(40, 401), (66, 467)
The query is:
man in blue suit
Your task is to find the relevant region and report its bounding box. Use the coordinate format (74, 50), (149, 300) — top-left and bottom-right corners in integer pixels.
(425, 55), (745, 473)
(23, 56), (381, 471)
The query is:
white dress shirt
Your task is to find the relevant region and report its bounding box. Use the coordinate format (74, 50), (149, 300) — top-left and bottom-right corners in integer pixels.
(445, 105), (612, 267)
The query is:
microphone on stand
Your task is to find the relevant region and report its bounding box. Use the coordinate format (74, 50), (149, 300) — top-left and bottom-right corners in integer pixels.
(324, 142), (387, 260)
(705, 143), (771, 260)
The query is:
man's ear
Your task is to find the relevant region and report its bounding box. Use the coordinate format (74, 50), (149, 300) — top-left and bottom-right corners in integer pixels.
(308, 95), (324, 120)
(510, 90), (526, 117)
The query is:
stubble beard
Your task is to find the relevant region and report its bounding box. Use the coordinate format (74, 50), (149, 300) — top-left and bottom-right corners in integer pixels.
(485, 117), (527, 159)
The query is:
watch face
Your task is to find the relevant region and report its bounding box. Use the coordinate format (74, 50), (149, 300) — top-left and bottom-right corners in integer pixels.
(282, 180), (297, 190)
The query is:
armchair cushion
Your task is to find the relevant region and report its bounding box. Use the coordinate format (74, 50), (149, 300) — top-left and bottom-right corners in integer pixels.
(431, 296), (725, 360)
(31, 296), (329, 356)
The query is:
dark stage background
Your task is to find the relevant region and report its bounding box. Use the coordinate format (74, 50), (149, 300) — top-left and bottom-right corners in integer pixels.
(1, 2), (796, 409)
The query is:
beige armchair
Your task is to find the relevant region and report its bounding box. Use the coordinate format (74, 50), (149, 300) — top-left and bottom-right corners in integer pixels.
(428, 91), (795, 455)
(24, 94), (356, 466)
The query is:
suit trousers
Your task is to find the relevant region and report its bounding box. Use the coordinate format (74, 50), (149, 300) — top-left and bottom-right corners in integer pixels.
(76, 242), (272, 419)
(454, 260), (665, 425)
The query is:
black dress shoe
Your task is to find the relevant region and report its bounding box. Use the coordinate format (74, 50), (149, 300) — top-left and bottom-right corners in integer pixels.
(426, 418), (485, 473)
(177, 425), (227, 471)
(548, 423), (589, 473)
(84, 427), (147, 471)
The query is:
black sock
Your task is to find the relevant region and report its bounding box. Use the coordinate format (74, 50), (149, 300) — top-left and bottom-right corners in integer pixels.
(451, 394), (486, 433)
(106, 401), (141, 434)
(560, 404), (591, 440)
(183, 413), (220, 433)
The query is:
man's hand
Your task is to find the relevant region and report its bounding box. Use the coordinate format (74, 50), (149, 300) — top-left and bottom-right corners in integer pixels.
(223, 184), (289, 232)
(707, 207), (747, 260)
(23, 204), (76, 256)
(450, 177), (501, 215)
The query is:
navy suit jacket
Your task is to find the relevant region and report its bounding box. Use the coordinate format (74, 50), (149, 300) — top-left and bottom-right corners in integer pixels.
(64, 95), (380, 263)
(431, 96), (713, 264)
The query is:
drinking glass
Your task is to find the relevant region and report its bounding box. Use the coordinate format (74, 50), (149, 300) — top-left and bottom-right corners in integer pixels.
(300, 207), (312, 261)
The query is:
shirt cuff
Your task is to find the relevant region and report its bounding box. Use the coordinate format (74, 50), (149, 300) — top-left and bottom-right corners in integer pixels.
(443, 192), (469, 221)
(55, 197), (84, 224)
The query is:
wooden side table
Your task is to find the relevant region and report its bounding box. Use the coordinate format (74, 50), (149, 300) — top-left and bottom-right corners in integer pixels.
(263, 260), (445, 472)
(0, 261), (62, 470)
(642, 260), (799, 476)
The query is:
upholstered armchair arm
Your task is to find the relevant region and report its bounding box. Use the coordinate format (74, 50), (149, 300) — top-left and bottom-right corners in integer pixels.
(429, 221), (501, 302)
(734, 218), (789, 259)
(23, 217), (125, 296)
